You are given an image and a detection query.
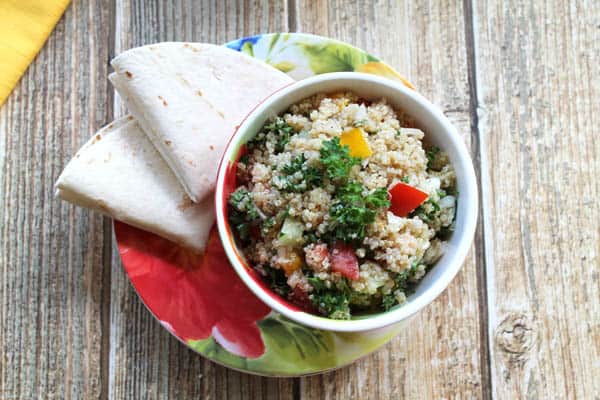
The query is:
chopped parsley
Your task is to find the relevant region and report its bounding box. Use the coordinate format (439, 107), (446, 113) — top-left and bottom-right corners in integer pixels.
(412, 198), (441, 223)
(261, 216), (276, 235)
(381, 294), (397, 310)
(269, 118), (295, 153)
(264, 265), (290, 297)
(365, 187), (391, 208)
(228, 188), (261, 242)
(261, 207), (291, 237)
(274, 153), (322, 193)
(308, 276), (351, 319)
(437, 225), (454, 240)
(335, 181), (363, 202)
(281, 153), (307, 175)
(249, 117), (296, 153)
(319, 137), (361, 183)
(229, 188), (259, 219)
(304, 231), (319, 245)
(326, 182), (390, 244)
(317, 138), (390, 244)
(381, 262), (421, 311)
(327, 202), (376, 244)
(307, 275), (327, 291)
(425, 146), (441, 169)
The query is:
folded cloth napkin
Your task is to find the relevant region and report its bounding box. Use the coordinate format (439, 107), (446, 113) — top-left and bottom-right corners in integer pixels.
(0, 0), (70, 106)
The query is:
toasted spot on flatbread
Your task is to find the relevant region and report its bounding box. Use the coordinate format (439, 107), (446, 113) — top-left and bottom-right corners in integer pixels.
(177, 195), (195, 211)
(125, 71), (133, 78)
(164, 140), (172, 146)
(196, 90), (203, 96)
(209, 145), (214, 150)
(183, 43), (200, 52)
(158, 95), (168, 106)
(127, 115), (135, 120)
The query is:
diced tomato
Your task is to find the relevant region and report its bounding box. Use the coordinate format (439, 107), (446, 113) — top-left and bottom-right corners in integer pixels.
(330, 242), (360, 280)
(288, 286), (318, 313)
(388, 182), (429, 217)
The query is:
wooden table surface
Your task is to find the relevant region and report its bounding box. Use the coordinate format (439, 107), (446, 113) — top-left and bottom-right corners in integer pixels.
(1, 1), (599, 399)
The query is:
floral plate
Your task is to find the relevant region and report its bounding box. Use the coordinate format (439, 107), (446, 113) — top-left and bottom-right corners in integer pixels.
(115, 33), (415, 377)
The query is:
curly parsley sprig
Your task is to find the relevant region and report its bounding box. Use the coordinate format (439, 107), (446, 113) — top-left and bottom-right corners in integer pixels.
(319, 137), (362, 183)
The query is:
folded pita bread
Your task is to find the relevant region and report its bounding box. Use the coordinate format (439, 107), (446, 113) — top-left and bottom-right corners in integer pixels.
(55, 116), (214, 253)
(109, 42), (294, 203)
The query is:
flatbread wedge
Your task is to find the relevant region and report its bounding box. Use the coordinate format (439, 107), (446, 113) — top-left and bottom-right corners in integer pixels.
(55, 116), (214, 253)
(109, 42), (294, 203)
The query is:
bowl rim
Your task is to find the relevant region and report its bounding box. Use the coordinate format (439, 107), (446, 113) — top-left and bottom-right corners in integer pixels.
(215, 72), (478, 332)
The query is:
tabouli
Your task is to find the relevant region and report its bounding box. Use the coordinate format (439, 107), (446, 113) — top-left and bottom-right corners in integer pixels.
(228, 92), (457, 319)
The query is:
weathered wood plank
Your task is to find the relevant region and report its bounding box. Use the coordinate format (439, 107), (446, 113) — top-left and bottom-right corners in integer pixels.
(472, 0), (600, 398)
(0, 1), (114, 399)
(295, 1), (486, 399)
(109, 1), (296, 399)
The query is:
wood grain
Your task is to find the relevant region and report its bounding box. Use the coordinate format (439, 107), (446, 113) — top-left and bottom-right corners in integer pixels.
(0, 1), (114, 399)
(109, 1), (296, 399)
(472, 0), (600, 398)
(3, 0), (600, 398)
(294, 1), (486, 398)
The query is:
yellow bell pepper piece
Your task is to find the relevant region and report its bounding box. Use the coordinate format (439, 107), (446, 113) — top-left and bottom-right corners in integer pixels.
(280, 251), (302, 276)
(340, 128), (373, 158)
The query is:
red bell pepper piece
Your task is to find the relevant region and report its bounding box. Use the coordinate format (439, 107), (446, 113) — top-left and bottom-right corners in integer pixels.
(388, 182), (429, 217)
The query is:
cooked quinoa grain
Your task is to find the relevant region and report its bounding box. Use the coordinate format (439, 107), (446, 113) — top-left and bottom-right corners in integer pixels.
(228, 92), (457, 319)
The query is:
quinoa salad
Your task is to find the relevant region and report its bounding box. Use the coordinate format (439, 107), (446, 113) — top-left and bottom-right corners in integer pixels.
(227, 92), (457, 319)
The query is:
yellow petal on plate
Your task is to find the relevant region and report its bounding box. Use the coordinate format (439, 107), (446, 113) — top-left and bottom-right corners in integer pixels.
(355, 62), (415, 90)
(340, 128), (373, 158)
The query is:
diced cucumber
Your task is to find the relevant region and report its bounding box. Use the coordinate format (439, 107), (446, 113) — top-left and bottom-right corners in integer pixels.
(278, 217), (305, 246)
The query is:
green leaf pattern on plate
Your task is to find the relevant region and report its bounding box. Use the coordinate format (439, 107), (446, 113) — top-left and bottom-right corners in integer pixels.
(240, 41), (254, 57)
(229, 33), (405, 79)
(188, 313), (407, 375)
(297, 41), (379, 74)
(189, 314), (337, 375)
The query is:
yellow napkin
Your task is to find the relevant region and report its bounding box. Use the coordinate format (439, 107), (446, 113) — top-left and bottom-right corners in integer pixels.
(0, 0), (70, 106)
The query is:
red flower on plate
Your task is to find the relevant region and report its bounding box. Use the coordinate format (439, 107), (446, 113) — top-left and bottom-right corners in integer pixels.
(114, 221), (271, 358)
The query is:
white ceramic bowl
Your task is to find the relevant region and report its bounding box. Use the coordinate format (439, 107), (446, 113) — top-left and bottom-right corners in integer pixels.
(215, 72), (477, 332)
